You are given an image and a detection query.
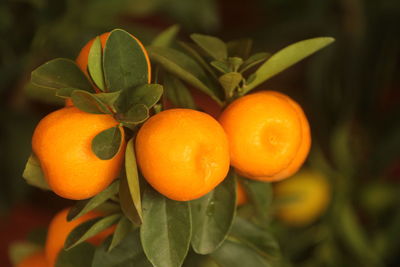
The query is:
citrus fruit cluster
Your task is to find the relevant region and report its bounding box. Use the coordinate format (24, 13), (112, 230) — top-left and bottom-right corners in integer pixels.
(21, 28), (334, 266)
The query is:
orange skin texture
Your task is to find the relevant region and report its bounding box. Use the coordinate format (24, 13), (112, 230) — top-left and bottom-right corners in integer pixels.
(135, 109), (230, 201)
(219, 91), (310, 181)
(32, 107), (125, 200)
(17, 251), (47, 267)
(236, 181), (248, 206)
(65, 31), (151, 107)
(45, 208), (114, 267)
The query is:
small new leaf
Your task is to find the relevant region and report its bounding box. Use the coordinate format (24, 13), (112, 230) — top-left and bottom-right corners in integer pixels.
(191, 34), (228, 61)
(240, 52), (270, 73)
(88, 37), (106, 92)
(227, 38), (253, 59)
(219, 72), (242, 98)
(92, 126), (123, 160)
(22, 154), (50, 190)
(210, 61), (230, 74)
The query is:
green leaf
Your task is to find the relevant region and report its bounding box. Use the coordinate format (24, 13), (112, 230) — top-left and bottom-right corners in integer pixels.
(210, 61), (230, 74)
(67, 180), (120, 221)
(56, 242), (95, 267)
(108, 216), (134, 252)
(227, 38), (253, 59)
(31, 58), (93, 92)
(164, 75), (197, 109)
(24, 82), (65, 105)
(116, 104), (149, 124)
(141, 184), (191, 267)
(56, 87), (78, 98)
(119, 171), (142, 225)
(218, 72), (242, 98)
(8, 241), (41, 266)
(211, 238), (271, 267)
(92, 229), (152, 267)
(152, 24), (180, 47)
(240, 177), (272, 223)
(92, 126), (123, 160)
(244, 37), (335, 93)
(191, 34), (227, 61)
(65, 214), (120, 250)
(178, 41), (218, 80)
(229, 217), (280, 262)
(88, 36), (106, 92)
(115, 84), (163, 113)
(191, 171), (236, 254)
(122, 138), (143, 223)
(71, 90), (110, 114)
(240, 52), (270, 73)
(103, 29), (150, 92)
(22, 154), (50, 190)
(94, 91), (121, 107)
(147, 46), (223, 104)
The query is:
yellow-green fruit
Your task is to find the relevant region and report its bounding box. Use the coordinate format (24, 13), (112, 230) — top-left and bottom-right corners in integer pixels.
(273, 169), (330, 226)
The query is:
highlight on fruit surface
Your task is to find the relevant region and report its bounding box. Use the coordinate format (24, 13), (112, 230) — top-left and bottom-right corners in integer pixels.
(32, 106), (125, 200)
(45, 208), (114, 267)
(135, 108), (230, 201)
(273, 169), (331, 226)
(219, 90), (311, 182)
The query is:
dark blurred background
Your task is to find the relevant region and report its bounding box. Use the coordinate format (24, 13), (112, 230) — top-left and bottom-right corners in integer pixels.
(1, 0), (399, 266)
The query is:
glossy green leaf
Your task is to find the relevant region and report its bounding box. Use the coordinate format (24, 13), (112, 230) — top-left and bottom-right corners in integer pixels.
(56, 87), (78, 98)
(115, 84), (163, 113)
(240, 52), (270, 73)
(108, 216), (134, 252)
(65, 214), (120, 250)
(103, 29), (150, 92)
(56, 242), (95, 267)
(211, 238), (271, 267)
(164, 75), (196, 109)
(218, 72), (242, 98)
(31, 58), (93, 92)
(71, 90), (110, 114)
(117, 104), (149, 124)
(67, 180), (120, 222)
(229, 217), (280, 262)
(210, 61), (230, 74)
(141, 184), (191, 267)
(152, 24), (180, 47)
(241, 177), (272, 223)
(147, 46), (223, 104)
(22, 154), (50, 190)
(92, 229), (152, 267)
(227, 38), (253, 59)
(119, 171), (142, 225)
(123, 138), (143, 223)
(244, 37), (335, 93)
(178, 41), (218, 80)
(94, 91), (121, 107)
(87, 37), (106, 92)
(191, 34), (227, 60)
(191, 172), (236, 254)
(92, 126), (123, 160)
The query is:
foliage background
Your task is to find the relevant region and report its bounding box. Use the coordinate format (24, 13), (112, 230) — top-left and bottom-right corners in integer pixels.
(0, 0), (399, 266)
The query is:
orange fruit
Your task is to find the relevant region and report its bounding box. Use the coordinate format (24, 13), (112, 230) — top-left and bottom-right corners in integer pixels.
(45, 208), (115, 267)
(17, 250), (47, 267)
(219, 90), (310, 182)
(236, 181), (248, 206)
(32, 106), (125, 200)
(135, 108), (230, 201)
(273, 169), (330, 226)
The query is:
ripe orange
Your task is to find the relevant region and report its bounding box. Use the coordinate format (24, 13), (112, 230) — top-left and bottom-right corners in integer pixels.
(219, 90), (310, 182)
(236, 181), (248, 206)
(273, 169), (330, 226)
(32, 106), (125, 200)
(45, 208), (115, 267)
(135, 108), (230, 201)
(16, 250), (47, 267)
